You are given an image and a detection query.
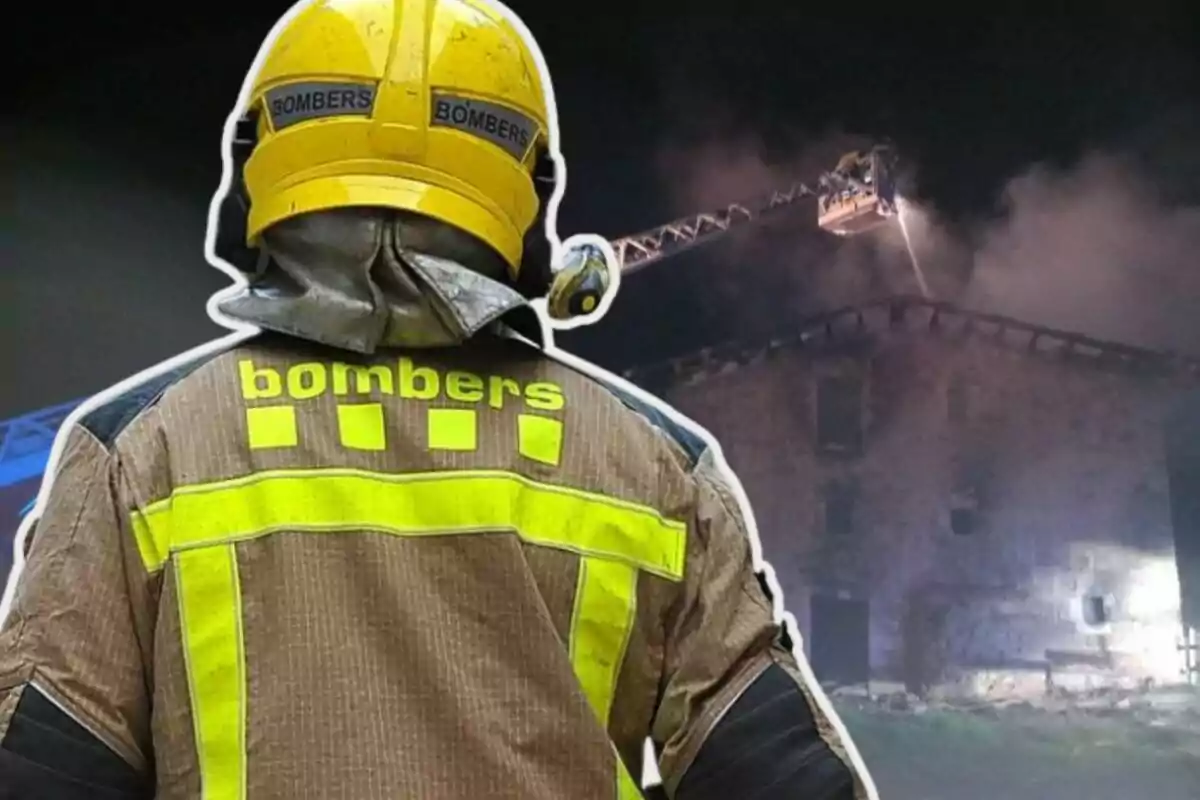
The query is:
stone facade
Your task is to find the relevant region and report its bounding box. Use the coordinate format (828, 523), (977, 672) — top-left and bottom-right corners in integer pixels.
(626, 298), (1197, 696)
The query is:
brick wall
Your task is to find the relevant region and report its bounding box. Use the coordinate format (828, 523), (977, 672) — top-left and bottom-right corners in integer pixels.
(654, 322), (1186, 692)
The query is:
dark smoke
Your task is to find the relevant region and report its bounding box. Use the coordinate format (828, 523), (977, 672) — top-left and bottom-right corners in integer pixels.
(959, 151), (1200, 353)
(652, 128), (1200, 356)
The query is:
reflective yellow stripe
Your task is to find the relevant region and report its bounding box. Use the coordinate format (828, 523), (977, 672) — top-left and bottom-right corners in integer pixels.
(570, 557), (638, 726)
(618, 760), (645, 800)
(139, 468), (683, 800)
(569, 557), (645, 799)
(175, 545), (246, 800)
(131, 468), (687, 581)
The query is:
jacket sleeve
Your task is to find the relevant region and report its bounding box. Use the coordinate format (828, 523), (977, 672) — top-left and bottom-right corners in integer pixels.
(650, 449), (876, 800)
(0, 424), (155, 799)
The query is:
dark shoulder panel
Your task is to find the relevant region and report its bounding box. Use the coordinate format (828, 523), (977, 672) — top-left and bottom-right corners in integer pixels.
(79, 339), (247, 448)
(597, 379), (708, 469)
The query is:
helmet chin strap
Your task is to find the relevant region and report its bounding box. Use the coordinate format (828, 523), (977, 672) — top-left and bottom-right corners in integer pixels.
(513, 147), (558, 300)
(213, 112), (262, 275)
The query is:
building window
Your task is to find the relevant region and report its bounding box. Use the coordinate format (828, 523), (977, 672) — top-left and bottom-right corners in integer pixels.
(816, 375), (864, 454)
(949, 507), (977, 536)
(823, 480), (857, 537)
(949, 488), (979, 536)
(1081, 592), (1114, 628)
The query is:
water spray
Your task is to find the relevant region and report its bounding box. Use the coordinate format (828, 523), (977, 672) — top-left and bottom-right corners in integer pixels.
(896, 196), (932, 299)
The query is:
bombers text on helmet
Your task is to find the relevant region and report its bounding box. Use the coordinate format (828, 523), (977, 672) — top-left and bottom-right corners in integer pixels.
(238, 0), (553, 276)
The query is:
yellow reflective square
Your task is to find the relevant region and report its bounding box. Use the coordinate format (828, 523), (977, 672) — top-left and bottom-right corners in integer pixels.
(337, 403), (387, 451)
(428, 408), (478, 451)
(518, 414), (563, 466)
(245, 405), (298, 450)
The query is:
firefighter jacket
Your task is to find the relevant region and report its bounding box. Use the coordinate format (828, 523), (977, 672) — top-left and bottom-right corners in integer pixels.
(0, 243), (871, 800)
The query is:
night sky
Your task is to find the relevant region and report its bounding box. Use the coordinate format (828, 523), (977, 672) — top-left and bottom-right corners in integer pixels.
(6, 2), (1199, 419)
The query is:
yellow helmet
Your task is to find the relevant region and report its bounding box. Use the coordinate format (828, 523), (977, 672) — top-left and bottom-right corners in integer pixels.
(224, 0), (553, 277)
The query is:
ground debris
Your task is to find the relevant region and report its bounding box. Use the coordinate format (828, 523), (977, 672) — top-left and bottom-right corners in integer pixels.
(829, 681), (1200, 799)
(828, 681), (1200, 744)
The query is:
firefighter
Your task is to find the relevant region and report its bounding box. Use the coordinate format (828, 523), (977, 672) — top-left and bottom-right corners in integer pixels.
(0, 1), (877, 798)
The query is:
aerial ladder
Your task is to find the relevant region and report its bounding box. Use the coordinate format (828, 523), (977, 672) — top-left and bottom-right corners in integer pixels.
(0, 145), (903, 495)
(610, 144), (901, 275)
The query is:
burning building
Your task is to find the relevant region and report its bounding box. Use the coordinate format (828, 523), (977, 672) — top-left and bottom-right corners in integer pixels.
(625, 296), (1196, 697)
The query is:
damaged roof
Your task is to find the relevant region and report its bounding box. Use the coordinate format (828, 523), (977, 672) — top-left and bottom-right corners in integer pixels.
(622, 295), (1200, 388)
